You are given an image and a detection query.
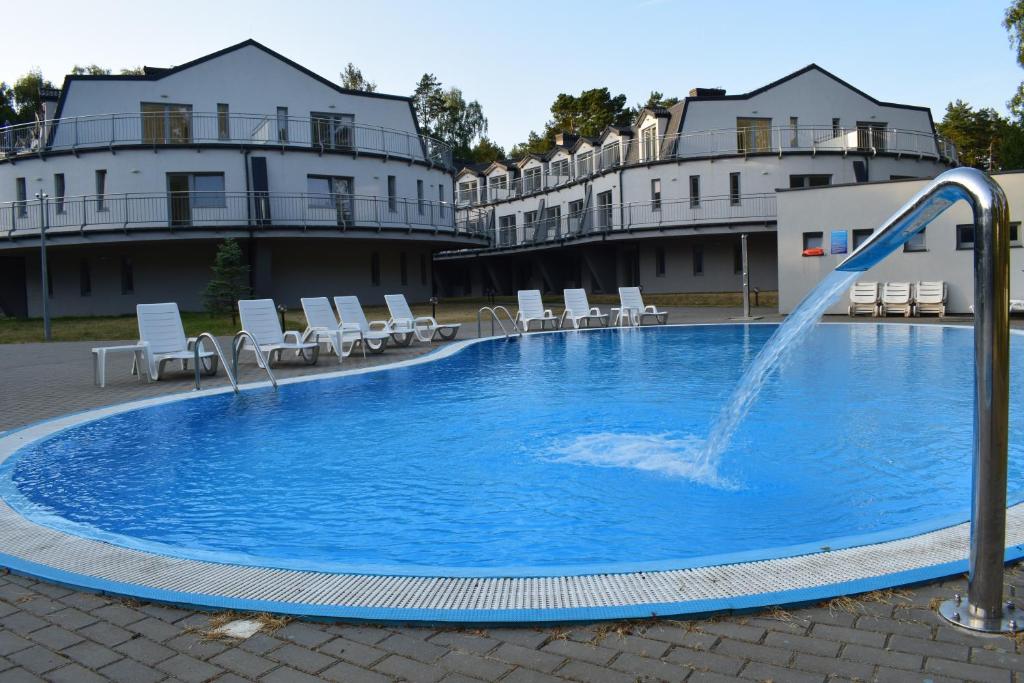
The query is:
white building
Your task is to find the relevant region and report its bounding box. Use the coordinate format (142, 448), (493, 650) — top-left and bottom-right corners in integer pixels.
(0, 40), (485, 317)
(438, 65), (957, 300)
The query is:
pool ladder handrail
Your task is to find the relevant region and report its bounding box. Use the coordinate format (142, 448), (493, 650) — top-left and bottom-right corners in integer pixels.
(477, 305), (521, 338)
(192, 332), (238, 393)
(231, 330), (279, 389)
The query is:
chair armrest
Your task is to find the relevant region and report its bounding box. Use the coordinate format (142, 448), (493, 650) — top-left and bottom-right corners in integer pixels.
(414, 316), (439, 327)
(368, 320), (389, 331)
(544, 309), (554, 317)
(283, 330), (302, 344)
(644, 305), (659, 313)
(589, 307), (602, 316)
(340, 322), (362, 332)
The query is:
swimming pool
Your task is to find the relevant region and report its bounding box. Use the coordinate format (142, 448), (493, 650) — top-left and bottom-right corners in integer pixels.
(0, 323), (1022, 621)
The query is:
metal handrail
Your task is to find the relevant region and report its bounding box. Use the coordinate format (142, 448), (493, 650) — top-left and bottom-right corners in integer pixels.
(192, 332), (238, 393)
(838, 167), (1013, 633)
(231, 330), (278, 389)
(477, 306), (520, 338)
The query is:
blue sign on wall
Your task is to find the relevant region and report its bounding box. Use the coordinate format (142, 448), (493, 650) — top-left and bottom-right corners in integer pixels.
(831, 230), (848, 255)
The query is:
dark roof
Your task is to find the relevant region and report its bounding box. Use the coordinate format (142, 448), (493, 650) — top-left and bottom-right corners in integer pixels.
(455, 162), (490, 177)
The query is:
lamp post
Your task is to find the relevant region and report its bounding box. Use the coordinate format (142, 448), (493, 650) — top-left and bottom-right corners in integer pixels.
(35, 191), (51, 342)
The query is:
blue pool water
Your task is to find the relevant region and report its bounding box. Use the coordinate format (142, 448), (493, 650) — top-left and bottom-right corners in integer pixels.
(1, 324), (1022, 577)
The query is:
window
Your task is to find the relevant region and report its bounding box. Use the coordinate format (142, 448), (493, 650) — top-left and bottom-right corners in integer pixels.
(15, 177), (26, 217)
(729, 172), (741, 205)
(1014, 222), (1022, 247)
(438, 183), (445, 203)
(523, 210), (538, 229)
(420, 254), (428, 285)
(550, 158), (570, 181)
(641, 126), (658, 161)
(523, 167), (542, 193)
(692, 245), (704, 276)
(95, 170), (107, 211)
(689, 175), (700, 208)
(120, 256), (134, 295)
(856, 121), (887, 152)
(370, 252), (381, 286)
(736, 117), (771, 153)
(276, 107), (289, 142)
(488, 174), (508, 200)
(789, 116), (799, 147)
(458, 180), (478, 204)
(956, 222), (1022, 250)
(601, 142), (621, 168)
(734, 243), (743, 273)
(543, 205), (561, 235)
(306, 175), (354, 222)
(310, 111), (354, 150)
(79, 258), (91, 296)
(789, 174), (832, 189)
(904, 227), (926, 252)
(400, 252), (408, 286)
(568, 199), (583, 215)
(191, 174), (226, 208)
(596, 190), (613, 228)
(387, 175), (397, 212)
(417, 180), (425, 215)
(853, 229), (873, 250)
(655, 247), (666, 277)
(832, 117), (841, 137)
(54, 174), (65, 213)
(852, 160), (869, 183)
(217, 103), (230, 140)
(576, 151), (593, 177)
(650, 179), (661, 211)
(141, 102), (192, 144)
(803, 232), (824, 251)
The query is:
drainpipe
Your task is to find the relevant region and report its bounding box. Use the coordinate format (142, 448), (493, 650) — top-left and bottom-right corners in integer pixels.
(618, 168), (625, 229)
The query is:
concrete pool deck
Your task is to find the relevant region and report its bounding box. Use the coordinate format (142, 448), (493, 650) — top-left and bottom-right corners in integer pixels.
(0, 308), (1021, 681)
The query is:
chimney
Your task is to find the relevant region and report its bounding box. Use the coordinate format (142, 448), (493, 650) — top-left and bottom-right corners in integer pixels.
(553, 132), (578, 147)
(688, 87), (726, 97)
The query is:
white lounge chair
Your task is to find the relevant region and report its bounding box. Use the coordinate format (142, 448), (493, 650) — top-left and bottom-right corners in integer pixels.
(561, 288), (609, 329)
(384, 293), (461, 343)
(515, 290), (559, 331)
(847, 282), (880, 317)
(333, 295), (396, 353)
(613, 286), (668, 325)
(1012, 300), (1024, 314)
(913, 281), (947, 317)
(880, 282), (913, 317)
(135, 302), (217, 380)
(300, 297), (364, 362)
(237, 298), (319, 367)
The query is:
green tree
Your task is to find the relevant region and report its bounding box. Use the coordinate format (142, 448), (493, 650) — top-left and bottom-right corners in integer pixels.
(469, 136), (505, 163)
(412, 74), (488, 159)
(70, 64), (111, 75)
(509, 130), (553, 158)
(9, 70), (55, 123)
(635, 91), (679, 113)
(1005, 1), (1024, 119)
(509, 86), (633, 158)
(0, 82), (16, 124)
(202, 239), (250, 325)
(937, 100), (1015, 170)
(119, 66), (146, 75)
(340, 62), (376, 92)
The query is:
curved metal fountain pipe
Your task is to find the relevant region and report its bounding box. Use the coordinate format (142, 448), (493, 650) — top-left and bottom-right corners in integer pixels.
(837, 167), (1013, 633)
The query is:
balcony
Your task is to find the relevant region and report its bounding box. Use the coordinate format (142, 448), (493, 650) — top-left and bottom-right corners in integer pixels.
(455, 125), (958, 206)
(452, 193), (776, 249)
(1, 192), (484, 240)
(0, 112), (454, 169)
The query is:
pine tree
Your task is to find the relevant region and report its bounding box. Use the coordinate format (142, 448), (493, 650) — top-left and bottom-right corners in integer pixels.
(202, 239), (250, 325)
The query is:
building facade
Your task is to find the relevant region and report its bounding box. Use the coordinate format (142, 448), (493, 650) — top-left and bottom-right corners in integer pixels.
(0, 40), (485, 318)
(437, 65), (957, 300)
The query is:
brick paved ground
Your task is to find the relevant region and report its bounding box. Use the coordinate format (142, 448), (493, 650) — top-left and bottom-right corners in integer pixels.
(0, 309), (1021, 682)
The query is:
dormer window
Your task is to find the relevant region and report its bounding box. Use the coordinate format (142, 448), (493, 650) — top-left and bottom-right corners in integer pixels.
(550, 158), (570, 183)
(641, 127), (658, 162)
(458, 179), (479, 205)
(488, 174), (508, 200)
(141, 102), (192, 144)
(576, 151), (593, 177)
(601, 142), (620, 168)
(523, 166), (542, 193)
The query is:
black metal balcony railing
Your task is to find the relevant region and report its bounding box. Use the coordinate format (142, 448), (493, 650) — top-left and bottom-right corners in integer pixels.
(1, 192), (483, 238)
(455, 125), (959, 206)
(453, 193), (777, 249)
(0, 112), (454, 169)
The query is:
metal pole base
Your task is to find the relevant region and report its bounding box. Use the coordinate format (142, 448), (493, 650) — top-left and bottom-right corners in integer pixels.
(938, 598), (1020, 634)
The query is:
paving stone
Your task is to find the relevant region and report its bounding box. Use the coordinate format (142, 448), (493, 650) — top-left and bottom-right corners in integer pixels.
(320, 660), (392, 683)
(697, 621), (766, 643)
(555, 659), (635, 683)
(317, 636), (386, 667)
(209, 647), (278, 678)
(6, 647), (68, 676)
(89, 604), (146, 628)
(56, 592), (110, 612)
(98, 657), (166, 683)
(44, 608), (97, 632)
(665, 645), (744, 675)
(163, 633), (228, 660)
(484, 628), (550, 649)
(540, 638), (617, 666)
(76, 622), (133, 647)
(924, 656), (1014, 683)
(854, 614), (933, 639)
(60, 640), (122, 669)
(25, 627), (82, 652)
(237, 633), (283, 656)
(138, 604), (192, 623)
(28, 585), (71, 601)
(127, 617), (184, 643)
(438, 650), (513, 680)
(640, 623), (722, 647)
(500, 669), (567, 683)
(839, 643), (922, 671)
(207, 674), (251, 683)
(872, 667), (963, 683)
(43, 663), (109, 683)
(763, 630), (840, 658)
(0, 633), (32, 658)
(114, 636), (176, 665)
(327, 625), (390, 646)
(267, 643), (334, 674)
(0, 668), (45, 683)
(887, 633), (969, 660)
(970, 646), (1024, 670)
(810, 623), (887, 647)
(429, 630), (500, 654)
(260, 666), (326, 683)
(714, 638), (793, 666)
(791, 652), (874, 680)
(607, 651), (691, 682)
(0, 613), (49, 636)
(598, 633), (670, 658)
(490, 642), (564, 673)
(739, 660), (826, 683)
(687, 672), (748, 683)
(155, 653), (222, 683)
(274, 622), (333, 648)
(373, 654), (446, 682)
(378, 633), (449, 663)
(792, 607), (857, 627)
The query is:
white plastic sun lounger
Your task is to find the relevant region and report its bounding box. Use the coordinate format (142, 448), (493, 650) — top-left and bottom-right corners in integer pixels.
(238, 298), (319, 367)
(880, 282), (913, 317)
(1012, 300), (1024, 314)
(515, 290), (559, 331)
(300, 297), (364, 363)
(561, 288), (609, 329)
(333, 296), (396, 353)
(913, 281), (947, 317)
(135, 302), (217, 380)
(384, 293), (461, 343)
(613, 286), (668, 325)
(847, 282), (880, 317)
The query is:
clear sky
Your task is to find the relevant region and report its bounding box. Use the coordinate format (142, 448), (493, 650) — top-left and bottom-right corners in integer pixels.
(3, 0), (1020, 150)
